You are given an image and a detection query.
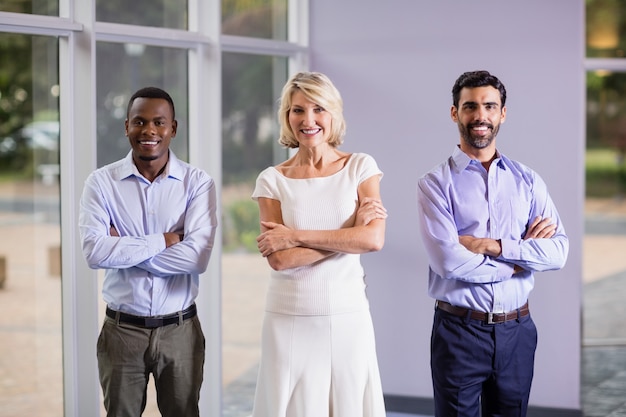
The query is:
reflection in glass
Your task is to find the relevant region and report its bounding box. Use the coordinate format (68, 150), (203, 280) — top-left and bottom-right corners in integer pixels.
(586, 0), (626, 58)
(0, 33), (62, 416)
(0, 0), (58, 16)
(96, 42), (189, 167)
(221, 52), (287, 416)
(584, 70), (626, 348)
(96, 0), (187, 30)
(222, 0), (288, 40)
(586, 70), (626, 198)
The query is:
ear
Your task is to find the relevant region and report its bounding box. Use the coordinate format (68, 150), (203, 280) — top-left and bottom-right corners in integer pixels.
(124, 119), (129, 136)
(171, 119), (178, 137)
(450, 105), (458, 123)
(500, 106), (507, 123)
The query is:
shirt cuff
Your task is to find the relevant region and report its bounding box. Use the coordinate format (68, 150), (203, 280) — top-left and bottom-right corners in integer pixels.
(499, 238), (520, 261)
(146, 233), (167, 255)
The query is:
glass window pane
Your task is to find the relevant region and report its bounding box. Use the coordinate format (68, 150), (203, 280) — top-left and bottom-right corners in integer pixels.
(586, 0), (626, 58)
(586, 71), (626, 198)
(222, 0), (288, 40)
(95, 42), (189, 417)
(96, 0), (187, 30)
(0, 0), (58, 16)
(584, 70), (626, 346)
(221, 52), (287, 416)
(0, 33), (62, 416)
(96, 42), (189, 167)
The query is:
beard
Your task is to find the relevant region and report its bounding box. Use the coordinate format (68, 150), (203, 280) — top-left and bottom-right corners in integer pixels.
(458, 121), (500, 149)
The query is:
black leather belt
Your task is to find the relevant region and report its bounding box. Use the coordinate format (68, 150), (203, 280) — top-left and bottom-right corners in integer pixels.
(106, 304), (197, 328)
(436, 300), (529, 324)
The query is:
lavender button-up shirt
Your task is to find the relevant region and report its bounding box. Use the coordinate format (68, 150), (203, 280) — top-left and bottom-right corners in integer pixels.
(79, 150), (217, 316)
(417, 146), (568, 313)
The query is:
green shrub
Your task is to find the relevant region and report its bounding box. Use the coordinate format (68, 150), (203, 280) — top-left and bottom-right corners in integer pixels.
(223, 199), (260, 253)
(586, 148), (626, 198)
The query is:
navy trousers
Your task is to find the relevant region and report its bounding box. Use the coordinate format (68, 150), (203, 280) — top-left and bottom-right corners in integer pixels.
(430, 307), (538, 417)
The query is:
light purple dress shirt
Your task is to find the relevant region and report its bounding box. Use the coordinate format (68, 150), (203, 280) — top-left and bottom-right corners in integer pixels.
(417, 146), (569, 313)
(79, 151), (217, 316)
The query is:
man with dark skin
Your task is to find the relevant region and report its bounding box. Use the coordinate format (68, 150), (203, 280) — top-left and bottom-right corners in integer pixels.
(79, 87), (217, 417)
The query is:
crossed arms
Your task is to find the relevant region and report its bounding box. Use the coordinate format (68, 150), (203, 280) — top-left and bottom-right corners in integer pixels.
(459, 215), (556, 273)
(255, 175), (387, 271)
(79, 177), (217, 277)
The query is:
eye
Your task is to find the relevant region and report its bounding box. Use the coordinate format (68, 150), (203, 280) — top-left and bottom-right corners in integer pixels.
(314, 107), (325, 113)
(291, 108), (303, 114)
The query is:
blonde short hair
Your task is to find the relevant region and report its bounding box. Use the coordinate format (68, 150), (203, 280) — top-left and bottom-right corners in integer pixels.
(277, 72), (346, 148)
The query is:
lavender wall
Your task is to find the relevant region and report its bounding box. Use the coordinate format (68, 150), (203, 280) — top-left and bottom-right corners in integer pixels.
(309, 0), (584, 410)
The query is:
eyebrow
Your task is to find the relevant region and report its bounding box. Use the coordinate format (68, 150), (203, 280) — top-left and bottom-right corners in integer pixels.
(462, 101), (500, 108)
(132, 114), (168, 120)
(291, 103), (321, 108)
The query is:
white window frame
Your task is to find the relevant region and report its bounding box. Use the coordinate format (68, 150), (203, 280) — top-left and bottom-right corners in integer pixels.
(586, 58), (626, 72)
(0, 0), (309, 415)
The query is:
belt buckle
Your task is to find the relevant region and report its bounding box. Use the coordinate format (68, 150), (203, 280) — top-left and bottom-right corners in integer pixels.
(144, 317), (162, 328)
(486, 312), (495, 325)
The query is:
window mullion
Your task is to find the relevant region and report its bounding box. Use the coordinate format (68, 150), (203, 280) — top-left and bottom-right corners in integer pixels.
(0, 11), (82, 36)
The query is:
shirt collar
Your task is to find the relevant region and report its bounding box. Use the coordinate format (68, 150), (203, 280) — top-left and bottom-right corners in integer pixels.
(451, 145), (505, 173)
(114, 150), (184, 181)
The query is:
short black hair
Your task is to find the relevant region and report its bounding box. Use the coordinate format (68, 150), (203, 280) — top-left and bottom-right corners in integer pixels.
(126, 86), (175, 119)
(452, 70), (507, 108)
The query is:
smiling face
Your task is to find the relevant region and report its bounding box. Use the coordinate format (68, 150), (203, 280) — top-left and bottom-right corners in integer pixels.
(451, 85), (506, 154)
(125, 97), (177, 167)
(287, 90), (333, 149)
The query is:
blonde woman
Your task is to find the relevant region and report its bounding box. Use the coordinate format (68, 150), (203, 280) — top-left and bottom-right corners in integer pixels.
(251, 72), (387, 417)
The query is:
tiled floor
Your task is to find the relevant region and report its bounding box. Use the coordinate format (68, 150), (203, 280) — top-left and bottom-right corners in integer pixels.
(222, 342), (626, 417)
(221, 346), (626, 417)
(581, 346), (626, 417)
(0, 185), (625, 416)
(220, 199), (626, 417)
(580, 201), (626, 417)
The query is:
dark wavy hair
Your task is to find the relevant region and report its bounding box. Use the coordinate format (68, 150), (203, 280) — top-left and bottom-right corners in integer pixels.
(452, 70), (507, 109)
(126, 86), (176, 119)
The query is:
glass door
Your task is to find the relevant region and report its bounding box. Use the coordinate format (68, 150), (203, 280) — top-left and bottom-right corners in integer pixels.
(0, 33), (62, 417)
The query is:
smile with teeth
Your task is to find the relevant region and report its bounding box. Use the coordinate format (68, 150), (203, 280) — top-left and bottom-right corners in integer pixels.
(471, 124), (491, 134)
(301, 128), (321, 135)
(139, 140), (159, 145)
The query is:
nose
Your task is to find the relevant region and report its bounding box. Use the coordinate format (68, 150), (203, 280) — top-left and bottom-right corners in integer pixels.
(142, 122), (157, 134)
(302, 109), (316, 126)
(474, 107), (488, 122)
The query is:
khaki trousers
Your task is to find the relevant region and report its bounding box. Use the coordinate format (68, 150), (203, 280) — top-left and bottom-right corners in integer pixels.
(97, 315), (205, 417)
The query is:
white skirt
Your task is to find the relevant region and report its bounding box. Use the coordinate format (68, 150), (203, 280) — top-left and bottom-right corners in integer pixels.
(251, 309), (386, 417)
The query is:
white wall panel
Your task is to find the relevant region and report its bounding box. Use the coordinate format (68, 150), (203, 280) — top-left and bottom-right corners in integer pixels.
(309, 0), (584, 410)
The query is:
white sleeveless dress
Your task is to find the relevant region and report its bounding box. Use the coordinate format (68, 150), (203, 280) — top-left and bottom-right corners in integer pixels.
(250, 153), (386, 417)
